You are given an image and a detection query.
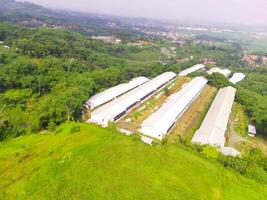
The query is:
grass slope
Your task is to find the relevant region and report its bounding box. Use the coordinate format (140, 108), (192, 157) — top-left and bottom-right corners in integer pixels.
(0, 123), (266, 200)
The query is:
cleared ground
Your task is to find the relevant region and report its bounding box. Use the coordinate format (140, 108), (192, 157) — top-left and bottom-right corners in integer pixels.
(226, 102), (267, 156)
(117, 77), (190, 133)
(168, 85), (217, 142)
(0, 122), (266, 200)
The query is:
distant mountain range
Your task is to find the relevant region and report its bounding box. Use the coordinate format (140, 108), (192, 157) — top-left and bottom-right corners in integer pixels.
(0, 0), (125, 35)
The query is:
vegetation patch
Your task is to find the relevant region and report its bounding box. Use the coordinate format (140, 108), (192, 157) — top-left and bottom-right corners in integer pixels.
(0, 122), (266, 199)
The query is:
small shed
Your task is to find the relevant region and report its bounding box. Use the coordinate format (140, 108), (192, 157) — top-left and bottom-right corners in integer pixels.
(141, 136), (153, 146)
(248, 125), (256, 137)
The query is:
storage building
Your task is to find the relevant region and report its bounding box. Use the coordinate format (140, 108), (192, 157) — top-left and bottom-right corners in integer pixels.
(192, 86), (236, 148)
(139, 77), (208, 140)
(229, 73), (246, 84)
(84, 77), (149, 109)
(207, 67), (231, 77)
(248, 125), (257, 137)
(179, 64), (205, 76)
(89, 72), (177, 127)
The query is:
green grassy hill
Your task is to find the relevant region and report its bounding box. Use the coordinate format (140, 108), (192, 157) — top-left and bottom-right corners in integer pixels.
(0, 123), (266, 200)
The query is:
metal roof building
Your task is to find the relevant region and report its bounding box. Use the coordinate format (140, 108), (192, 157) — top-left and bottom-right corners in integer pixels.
(84, 77), (149, 109)
(248, 125), (257, 136)
(221, 147), (240, 157)
(229, 73), (246, 84)
(89, 72), (177, 127)
(207, 67), (231, 77)
(139, 77), (208, 140)
(192, 86), (236, 148)
(179, 64), (205, 76)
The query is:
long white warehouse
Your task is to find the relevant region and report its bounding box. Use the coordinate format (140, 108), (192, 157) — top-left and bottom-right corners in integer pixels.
(229, 73), (246, 84)
(89, 72), (177, 127)
(192, 86), (236, 148)
(84, 76), (149, 109)
(207, 67), (231, 77)
(179, 64), (205, 76)
(139, 77), (208, 140)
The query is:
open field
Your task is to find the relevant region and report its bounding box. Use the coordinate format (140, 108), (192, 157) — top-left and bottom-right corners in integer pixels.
(117, 77), (190, 133)
(0, 122), (266, 200)
(168, 85), (217, 142)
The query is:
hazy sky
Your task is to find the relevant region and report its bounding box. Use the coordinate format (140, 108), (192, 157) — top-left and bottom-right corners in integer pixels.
(21, 0), (267, 25)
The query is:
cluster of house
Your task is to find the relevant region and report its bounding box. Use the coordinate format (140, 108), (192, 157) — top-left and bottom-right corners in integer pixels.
(91, 36), (121, 44)
(243, 54), (267, 66)
(85, 64), (251, 157)
(132, 27), (188, 45)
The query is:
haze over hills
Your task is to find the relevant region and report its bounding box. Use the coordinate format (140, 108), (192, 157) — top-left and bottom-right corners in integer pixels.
(18, 0), (267, 26)
(1, 0), (267, 33)
(0, 0), (267, 199)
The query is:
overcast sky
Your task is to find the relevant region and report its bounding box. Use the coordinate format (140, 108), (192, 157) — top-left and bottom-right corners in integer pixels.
(21, 0), (267, 25)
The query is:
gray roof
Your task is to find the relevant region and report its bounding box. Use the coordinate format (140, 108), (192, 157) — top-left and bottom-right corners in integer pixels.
(192, 86), (236, 148)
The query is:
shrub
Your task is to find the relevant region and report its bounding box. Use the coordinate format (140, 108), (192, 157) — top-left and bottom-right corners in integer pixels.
(218, 155), (252, 174)
(201, 145), (219, 159)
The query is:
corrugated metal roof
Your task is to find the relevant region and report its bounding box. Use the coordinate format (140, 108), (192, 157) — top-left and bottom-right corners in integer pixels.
(192, 86), (236, 148)
(207, 67), (231, 77)
(139, 77), (208, 140)
(179, 64), (205, 76)
(221, 147), (240, 157)
(248, 125), (257, 134)
(85, 76), (149, 109)
(229, 73), (246, 84)
(89, 72), (177, 127)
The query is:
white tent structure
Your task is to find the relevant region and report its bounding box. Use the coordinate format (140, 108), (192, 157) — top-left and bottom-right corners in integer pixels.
(179, 64), (205, 76)
(89, 72), (177, 127)
(192, 86), (236, 148)
(221, 147), (240, 157)
(229, 73), (246, 84)
(84, 77), (149, 109)
(139, 77), (208, 140)
(207, 67), (231, 77)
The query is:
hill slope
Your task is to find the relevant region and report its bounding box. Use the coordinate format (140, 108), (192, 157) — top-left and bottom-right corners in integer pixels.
(0, 123), (266, 200)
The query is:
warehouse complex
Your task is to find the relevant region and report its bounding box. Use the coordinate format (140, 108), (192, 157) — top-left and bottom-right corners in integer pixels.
(84, 76), (149, 109)
(139, 77), (208, 140)
(86, 65), (245, 156)
(179, 64), (205, 76)
(192, 86), (237, 152)
(229, 73), (246, 84)
(89, 72), (177, 127)
(207, 67), (231, 77)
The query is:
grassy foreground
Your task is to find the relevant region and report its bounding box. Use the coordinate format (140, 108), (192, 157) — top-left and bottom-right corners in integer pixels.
(0, 123), (266, 200)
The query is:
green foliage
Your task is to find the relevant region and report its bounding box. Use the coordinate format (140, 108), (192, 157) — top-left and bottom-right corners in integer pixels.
(207, 72), (231, 89)
(218, 155), (252, 174)
(0, 23), (177, 140)
(236, 72), (267, 135)
(201, 145), (219, 159)
(177, 136), (267, 177)
(0, 123), (266, 199)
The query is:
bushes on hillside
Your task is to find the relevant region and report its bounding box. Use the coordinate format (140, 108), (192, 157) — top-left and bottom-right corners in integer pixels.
(177, 135), (267, 177)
